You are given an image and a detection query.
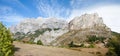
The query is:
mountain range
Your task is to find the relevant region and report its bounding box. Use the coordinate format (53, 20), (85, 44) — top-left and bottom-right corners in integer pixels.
(10, 13), (111, 46)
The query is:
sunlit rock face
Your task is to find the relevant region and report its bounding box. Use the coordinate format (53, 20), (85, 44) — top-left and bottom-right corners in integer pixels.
(69, 13), (110, 31)
(10, 17), (45, 34)
(10, 17), (68, 34)
(51, 13), (111, 46)
(10, 13), (112, 46)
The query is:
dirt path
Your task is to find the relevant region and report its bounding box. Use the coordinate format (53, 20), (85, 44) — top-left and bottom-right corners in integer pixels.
(13, 41), (94, 56)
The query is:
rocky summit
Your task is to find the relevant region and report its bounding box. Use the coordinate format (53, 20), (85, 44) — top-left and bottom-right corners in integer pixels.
(69, 13), (110, 31)
(10, 13), (111, 46)
(51, 13), (111, 46)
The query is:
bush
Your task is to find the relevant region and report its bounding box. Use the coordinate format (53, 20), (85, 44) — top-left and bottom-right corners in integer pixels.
(53, 28), (60, 31)
(88, 44), (95, 48)
(68, 41), (74, 47)
(106, 32), (120, 56)
(106, 47), (117, 56)
(0, 22), (14, 56)
(37, 40), (43, 45)
(87, 35), (105, 43)
(80, 43), (84, 47)
(27, 40), (35, 44)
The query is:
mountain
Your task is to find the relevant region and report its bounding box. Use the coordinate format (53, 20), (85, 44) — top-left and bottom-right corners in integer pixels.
(10, 17), (68, 45)
(51, 13), (111, 46)
(69, 13), (109, 30)
(10, 13), (111, 46)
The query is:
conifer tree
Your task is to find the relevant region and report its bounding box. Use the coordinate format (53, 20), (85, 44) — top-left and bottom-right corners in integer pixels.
(0, 22), (14, 56)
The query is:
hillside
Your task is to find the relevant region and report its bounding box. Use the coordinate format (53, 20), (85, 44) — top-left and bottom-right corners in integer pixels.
(51, 13), (111, 46)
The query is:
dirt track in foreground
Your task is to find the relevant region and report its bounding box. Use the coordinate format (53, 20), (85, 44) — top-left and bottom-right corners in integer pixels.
(13, 41), (94, 56)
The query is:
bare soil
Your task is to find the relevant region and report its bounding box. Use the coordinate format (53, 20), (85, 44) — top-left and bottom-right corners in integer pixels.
(13, 41), (107, 56)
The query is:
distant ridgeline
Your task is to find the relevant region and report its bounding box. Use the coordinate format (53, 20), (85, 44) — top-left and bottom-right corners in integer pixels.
(10, 13), (112, 47)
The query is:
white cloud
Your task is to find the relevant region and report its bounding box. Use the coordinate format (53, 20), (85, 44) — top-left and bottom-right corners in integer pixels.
(70, 0), (84, 6)
(0, 14), (25, 27)
(36, 0), (71, 18)
(69, 4), (120, 33)
(0, 6), (25, 27)
(1, 0), (29, 11)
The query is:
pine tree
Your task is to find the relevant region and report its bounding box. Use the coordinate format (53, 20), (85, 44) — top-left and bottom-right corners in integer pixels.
(0, 22), (14, 56)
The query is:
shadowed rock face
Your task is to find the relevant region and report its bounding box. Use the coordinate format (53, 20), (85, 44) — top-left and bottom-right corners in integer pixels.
(51, 13), (111, 46)
(10, 17), (69, 45)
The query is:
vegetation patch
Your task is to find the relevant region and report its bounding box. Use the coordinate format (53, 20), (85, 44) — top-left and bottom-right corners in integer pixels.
(106, 31), (120, 56)
(0, 22), (14, 56)
(37, 40), (43, 45)
(87, 35), (105, 43)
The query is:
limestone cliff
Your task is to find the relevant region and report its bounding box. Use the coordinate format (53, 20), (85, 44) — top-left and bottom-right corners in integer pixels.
(51, 13), (111, 46)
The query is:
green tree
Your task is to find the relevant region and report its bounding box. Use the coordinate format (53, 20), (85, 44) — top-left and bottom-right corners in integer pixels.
(37, 40), (43, 45)
(0, 22), (14, 56)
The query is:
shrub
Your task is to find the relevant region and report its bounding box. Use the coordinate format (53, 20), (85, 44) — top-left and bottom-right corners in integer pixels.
(106, 32), (120, 56)
(88, 44), (95, 48)
(87, 35), (105, 43)
(96, 51), (101, 54)
(53, 28), (60, 31)
(80, 43), (84, 47)
(27, 40), (35, 44)
(68, 41), (74, 47)
(33, 28), (52, 37)
(0, 22), (14, 56)
(37, 40), (43, 45)
(106, 47), (117, 56)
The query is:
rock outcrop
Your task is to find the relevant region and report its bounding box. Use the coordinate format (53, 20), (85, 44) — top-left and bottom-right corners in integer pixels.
(10, 17), (68, 34)
(69, 13), (110, 31)
(10, 17), (68, 45)
(51, 13), (111, 46)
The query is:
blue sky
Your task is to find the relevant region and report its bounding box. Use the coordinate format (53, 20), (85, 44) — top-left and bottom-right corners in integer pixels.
(0, 0), (120, 32)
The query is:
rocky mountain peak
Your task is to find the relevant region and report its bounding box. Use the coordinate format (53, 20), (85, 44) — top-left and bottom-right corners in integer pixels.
(51, 13), (111, 46)
(69, 13), (108, 30)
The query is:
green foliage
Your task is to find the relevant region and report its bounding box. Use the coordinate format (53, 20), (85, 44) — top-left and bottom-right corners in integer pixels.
(14, 28), (52, 43)
(106, 31), (120, 56)
(26, 39), (35, 44)
(37, 40), (43, 45)
(106, 47), (117, 56)
(80, 43), (84, 47)
(88, 44), (95, 48)
(0, 22), (14, 56)
(53, 28), (60, 31)
(27, 41), (35, 44)
(87, 35), (105, 43)
(32, 28), (52, 37)
(68, 41), (74, 47)
(111, 31), (120, 37)
(87, 35), (97, 42)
